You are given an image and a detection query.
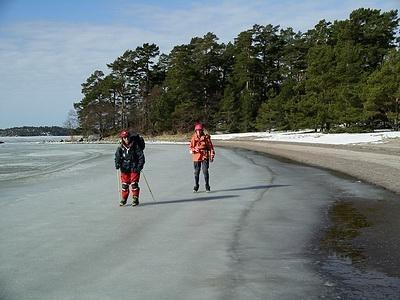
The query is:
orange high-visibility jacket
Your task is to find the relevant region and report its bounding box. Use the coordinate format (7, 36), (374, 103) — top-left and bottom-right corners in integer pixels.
(189, 133), (215, 162)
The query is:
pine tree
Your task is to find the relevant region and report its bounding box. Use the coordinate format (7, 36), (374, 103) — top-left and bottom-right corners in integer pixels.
(73, 71), (115, 136)
(363, 50), (400, 129)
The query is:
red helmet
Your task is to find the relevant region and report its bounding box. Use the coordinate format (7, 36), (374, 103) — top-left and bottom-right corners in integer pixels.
(194, 123), (203, 131)
(119, 130), (129, 138)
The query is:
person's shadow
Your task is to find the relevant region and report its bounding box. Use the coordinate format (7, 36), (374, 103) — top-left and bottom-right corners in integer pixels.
(139, 194), (239, 206)
(211, 184), (290, 193)
(138, 184), (290, 207)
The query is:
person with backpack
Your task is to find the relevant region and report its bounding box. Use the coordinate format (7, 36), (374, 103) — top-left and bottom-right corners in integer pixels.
(115, 130), (145, 206)
(189, 123), (215, 192)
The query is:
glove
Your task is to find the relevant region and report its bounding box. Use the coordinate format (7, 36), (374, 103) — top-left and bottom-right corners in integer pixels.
(115, 164), (120, 170)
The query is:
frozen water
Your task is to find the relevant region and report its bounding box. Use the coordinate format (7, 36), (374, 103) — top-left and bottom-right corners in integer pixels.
(0, 136), (75, 144)
(1, 141), (399, 299)
(0, 140), (113, 181)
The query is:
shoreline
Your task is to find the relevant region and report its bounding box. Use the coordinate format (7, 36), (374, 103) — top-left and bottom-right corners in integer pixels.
(215, 138), (400, 293)
(213, 139), (400, 195)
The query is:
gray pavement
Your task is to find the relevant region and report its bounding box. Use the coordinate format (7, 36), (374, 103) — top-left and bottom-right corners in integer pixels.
(0, 144), (395, 299)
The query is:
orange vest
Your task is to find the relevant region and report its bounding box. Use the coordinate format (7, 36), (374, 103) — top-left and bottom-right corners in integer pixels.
(189, 133), (215, 161)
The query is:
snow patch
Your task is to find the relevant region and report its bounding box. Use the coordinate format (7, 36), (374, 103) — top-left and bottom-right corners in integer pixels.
(211, 131), (400, 145)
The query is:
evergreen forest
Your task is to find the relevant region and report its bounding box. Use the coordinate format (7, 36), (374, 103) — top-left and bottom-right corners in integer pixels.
(73, 8), (400, 136)
(0, 126), (69, 137)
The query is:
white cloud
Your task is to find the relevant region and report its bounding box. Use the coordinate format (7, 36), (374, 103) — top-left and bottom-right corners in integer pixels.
(1, 22), (151, 78)
(0, 22), (165, 127)
(0, 0), (398, 127)
(118, 0), (399, 43)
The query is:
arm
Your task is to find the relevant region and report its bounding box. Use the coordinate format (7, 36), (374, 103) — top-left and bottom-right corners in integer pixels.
(135, 146), (145, 172)
(206, 135), (215, 161)
(189, 135), (198, 154)
(115, 146), (122, 169)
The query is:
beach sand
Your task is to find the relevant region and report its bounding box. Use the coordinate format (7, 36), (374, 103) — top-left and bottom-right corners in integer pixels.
(214, 138), (400, 195)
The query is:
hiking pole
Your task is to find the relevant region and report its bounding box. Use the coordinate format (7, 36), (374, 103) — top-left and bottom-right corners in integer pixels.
(142, 171), (156, 202)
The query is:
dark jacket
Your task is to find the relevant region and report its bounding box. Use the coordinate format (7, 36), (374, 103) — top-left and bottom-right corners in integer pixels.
(115, 137), (145, 173)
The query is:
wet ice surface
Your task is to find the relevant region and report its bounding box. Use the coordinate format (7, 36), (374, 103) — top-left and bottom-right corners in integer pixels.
(0, 142), (116, 206)
(233, 149), (400, 299)
(1, 142), (400, 299)
(310, 173), (400, 299)
(320, 256), (400, 299)
(0, 141), (108, 181)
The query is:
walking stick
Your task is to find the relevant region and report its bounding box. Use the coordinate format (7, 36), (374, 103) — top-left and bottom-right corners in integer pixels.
(142, 171), (156, 202)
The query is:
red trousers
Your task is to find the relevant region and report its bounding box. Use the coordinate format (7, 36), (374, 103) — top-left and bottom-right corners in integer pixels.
(120, 171), (140, 200)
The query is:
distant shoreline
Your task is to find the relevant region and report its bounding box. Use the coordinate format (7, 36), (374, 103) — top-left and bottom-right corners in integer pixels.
(0, 126), (70, 137)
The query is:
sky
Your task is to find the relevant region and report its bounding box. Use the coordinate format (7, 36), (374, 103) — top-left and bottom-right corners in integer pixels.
(0, 0), (399, 129)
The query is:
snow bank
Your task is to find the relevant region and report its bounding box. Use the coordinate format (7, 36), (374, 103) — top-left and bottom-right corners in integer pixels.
(211, 130), (400, 145)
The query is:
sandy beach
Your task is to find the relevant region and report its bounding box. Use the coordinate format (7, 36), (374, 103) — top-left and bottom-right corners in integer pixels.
(214, 138), (400, 195)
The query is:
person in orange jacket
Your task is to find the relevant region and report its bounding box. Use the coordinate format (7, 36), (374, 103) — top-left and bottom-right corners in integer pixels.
(189, 123), (215, 192)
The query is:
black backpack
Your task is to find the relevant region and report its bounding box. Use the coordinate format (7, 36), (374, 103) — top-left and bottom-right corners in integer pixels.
(129, 132), (145, 150)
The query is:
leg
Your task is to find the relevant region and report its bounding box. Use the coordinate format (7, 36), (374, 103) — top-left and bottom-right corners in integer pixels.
(120, 172), (131, 204)
(193, 161), (201, 192)
(202, 160), (210, 191)
(130, 172), (140, 206)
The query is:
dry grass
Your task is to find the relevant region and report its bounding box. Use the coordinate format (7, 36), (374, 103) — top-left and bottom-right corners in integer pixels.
(146, 133), (192, 142)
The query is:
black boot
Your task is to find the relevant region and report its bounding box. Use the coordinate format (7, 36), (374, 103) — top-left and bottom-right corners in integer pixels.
(132, 196), (139, 206)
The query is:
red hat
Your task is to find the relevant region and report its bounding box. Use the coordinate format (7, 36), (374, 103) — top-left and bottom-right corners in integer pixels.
(194, 123), (203, 130)
(119, 130), (129, 138)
